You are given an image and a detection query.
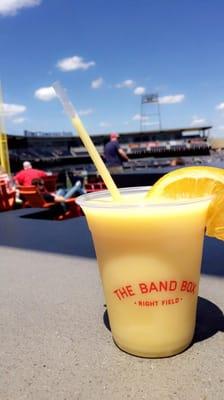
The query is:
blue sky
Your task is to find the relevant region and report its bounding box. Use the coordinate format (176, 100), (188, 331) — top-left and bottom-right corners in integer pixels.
(1, 0), (224, 137)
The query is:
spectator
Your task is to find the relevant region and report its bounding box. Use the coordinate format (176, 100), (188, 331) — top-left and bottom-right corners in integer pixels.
(0, 165), (12, 187)
(0, 165), (15, 193)
(30, 178), (84, 217)
(32, 178), (85, 204)
(104, 132), (129, 173)
(14, 161), (47, 186)
(31, 178), (67, 204)
(0, 165), (20, 205)
(170, 157), (185, 167)
(56, 179), (85, 198)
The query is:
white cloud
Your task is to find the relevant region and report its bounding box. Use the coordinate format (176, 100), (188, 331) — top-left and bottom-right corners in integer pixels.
(115, 80), (135, 89)
(91, 77), (103, 89)
(34, 86), (56, 101)
(216, 102), (224, 111)
(0, 0), (41, 16)
(142, 121), (158, 126)
(0, 103), (26, 118)
(57, 55), (95, 72)
(99, 121), (111, 128)
(132, 114), (158, 126)
(216, 126), (224, 131)
(12, 117), (26, 124)
(132, 114), (159, 127)
(78, 108), (93, 116)
(191, 116), (206, 126)
(132, 114), (149, 121)
(134, 87), (146, 95)
(159, 94), (185, 104)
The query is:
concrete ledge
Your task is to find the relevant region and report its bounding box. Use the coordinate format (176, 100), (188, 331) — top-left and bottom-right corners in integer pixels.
(0, 210), (223, 399)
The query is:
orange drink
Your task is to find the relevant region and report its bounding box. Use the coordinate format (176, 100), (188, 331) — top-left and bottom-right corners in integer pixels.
(53, 83), (224, 357)
(77, 187), (211, 357)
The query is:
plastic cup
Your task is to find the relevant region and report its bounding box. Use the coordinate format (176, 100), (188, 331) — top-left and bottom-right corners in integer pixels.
(76, 186), (211, 358)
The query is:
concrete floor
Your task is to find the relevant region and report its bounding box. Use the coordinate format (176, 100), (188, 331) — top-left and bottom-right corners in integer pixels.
(0, 209), (223, 400)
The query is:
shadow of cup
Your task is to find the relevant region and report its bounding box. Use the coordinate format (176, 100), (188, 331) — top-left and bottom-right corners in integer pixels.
(193, 296), (224, 343)
(103, 296), (224, 347)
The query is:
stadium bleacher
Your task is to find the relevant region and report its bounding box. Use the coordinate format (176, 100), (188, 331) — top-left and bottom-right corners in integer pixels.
(7, 126), (211, 173)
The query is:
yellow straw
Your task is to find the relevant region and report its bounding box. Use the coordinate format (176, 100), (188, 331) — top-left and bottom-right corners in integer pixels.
(52, 82), (122, 201)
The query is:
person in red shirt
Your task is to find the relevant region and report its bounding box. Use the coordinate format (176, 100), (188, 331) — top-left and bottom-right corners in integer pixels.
(14, 161), (47, 186)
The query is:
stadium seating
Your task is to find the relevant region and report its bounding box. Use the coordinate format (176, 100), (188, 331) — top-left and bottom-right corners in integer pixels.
(85, 182), (106, 193)
(18, 185), (83, 220)
(42, 174), (58, 192)
(0, 182), (16, 212)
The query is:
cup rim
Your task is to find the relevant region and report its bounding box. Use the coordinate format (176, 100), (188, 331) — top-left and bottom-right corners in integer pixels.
(76, 186), (213, 209)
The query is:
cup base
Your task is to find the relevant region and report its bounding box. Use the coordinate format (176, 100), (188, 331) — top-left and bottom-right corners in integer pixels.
(113, 338), (191, 358)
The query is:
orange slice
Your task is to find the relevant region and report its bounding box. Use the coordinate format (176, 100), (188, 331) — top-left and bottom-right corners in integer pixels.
(146, 166), (224, 240)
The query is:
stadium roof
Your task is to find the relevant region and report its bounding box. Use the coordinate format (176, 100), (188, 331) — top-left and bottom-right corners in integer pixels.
(85, 126), (211, 138)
